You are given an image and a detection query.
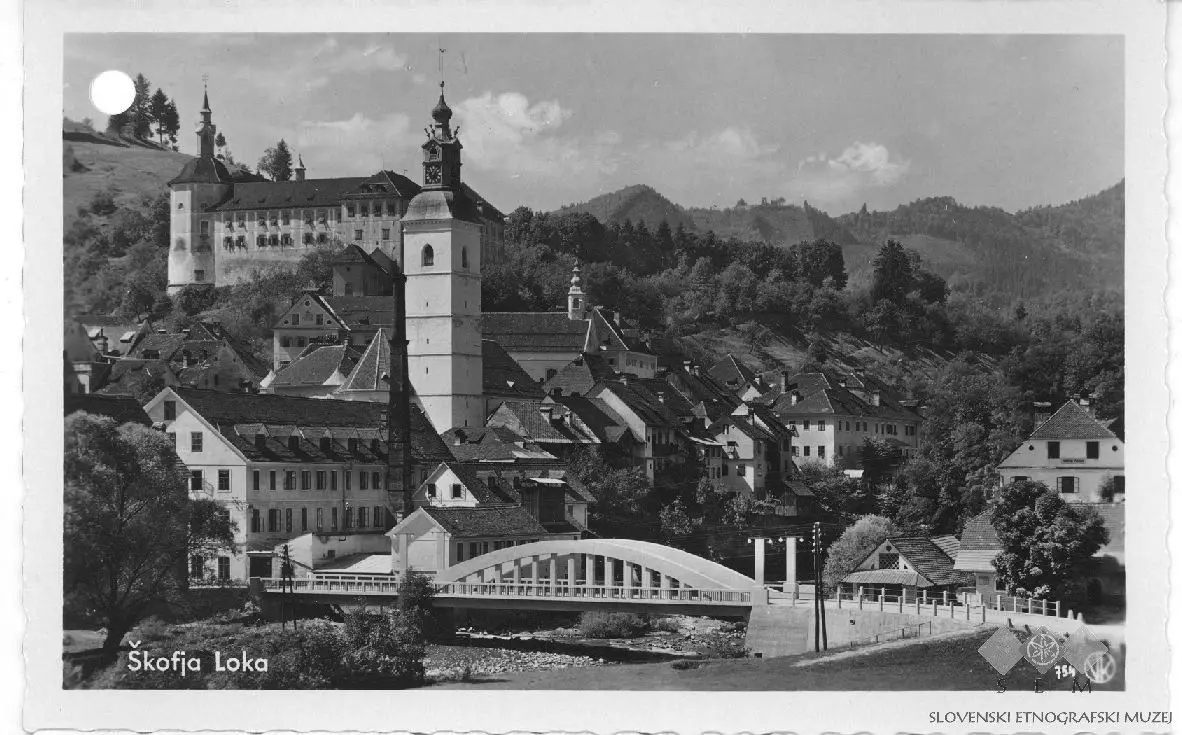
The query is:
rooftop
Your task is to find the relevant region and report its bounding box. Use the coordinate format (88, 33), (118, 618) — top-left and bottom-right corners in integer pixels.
(482, 340), (544, 400)
(481, 312), (589, 352)
(1028, 400), (1120, 441)
(419, 505), (551, 539)
(64, 393), (151, 426)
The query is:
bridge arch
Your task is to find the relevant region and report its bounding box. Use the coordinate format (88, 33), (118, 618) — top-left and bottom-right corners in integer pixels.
(434, 538), (758, 592)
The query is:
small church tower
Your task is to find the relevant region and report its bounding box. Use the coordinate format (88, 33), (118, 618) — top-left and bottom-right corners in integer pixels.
(400, 83), (485, 432)
(166, 87), (231, 294)
(568, 264), (588, 320)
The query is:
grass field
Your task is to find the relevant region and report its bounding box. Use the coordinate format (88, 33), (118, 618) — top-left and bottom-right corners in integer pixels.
(64, 138), (191, 225)
(432, 627), (1125, 691)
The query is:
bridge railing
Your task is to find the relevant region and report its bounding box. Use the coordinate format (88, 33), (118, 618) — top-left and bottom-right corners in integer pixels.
(261, 575), (751, 604)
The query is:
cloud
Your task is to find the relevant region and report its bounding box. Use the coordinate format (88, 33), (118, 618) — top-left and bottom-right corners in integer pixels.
(310, 38), (409, 75)
(294, 112), (415, 175)
(826, 141), (910, 185)
(453, 91), (619, 180)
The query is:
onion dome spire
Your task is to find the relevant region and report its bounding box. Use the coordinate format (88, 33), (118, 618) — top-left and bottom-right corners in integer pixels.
(432, 81), (453, 126)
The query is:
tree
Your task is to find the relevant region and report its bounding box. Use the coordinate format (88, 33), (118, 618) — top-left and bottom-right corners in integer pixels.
(64, 413), (193, 661)
(187, 498), (238, 568)
(860, 436), (904, 487)
(215, 131), (227, 156)
(659, 498), (698, 539)
(991, 480), (1109, 599)
(149, 88), (170, 145)
(130, 73), (153, 139)
(789, 239), (848, 289)
(117, 279), (155, 321)
(161, 100), (180, 148)
(870, 239), (914, 304)
(822, 515), (897, 593)
(258, 139), (294, 182)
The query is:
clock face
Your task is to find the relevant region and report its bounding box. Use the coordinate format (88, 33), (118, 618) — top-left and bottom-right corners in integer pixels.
(425, 164), (442, 185)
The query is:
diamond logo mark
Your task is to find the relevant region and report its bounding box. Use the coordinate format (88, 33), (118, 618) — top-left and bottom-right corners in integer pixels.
(1023, 626), (1064, 674)
(978, 626), (1024, 675)
(1061, 625), (1113, 682)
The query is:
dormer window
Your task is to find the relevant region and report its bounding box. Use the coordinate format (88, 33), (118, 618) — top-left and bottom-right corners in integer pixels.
(287, 436), (300, 451)
(347, 438), (360, 452)
(426, 483), (437, 498)
(451, 484), (463, 499)
(370, 439), (380, 454)
(319, 437), (332, 452)
(254, 433), (266, 448)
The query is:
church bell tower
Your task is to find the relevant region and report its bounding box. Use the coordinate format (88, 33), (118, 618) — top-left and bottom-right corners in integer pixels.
(400, 83), (485, 432)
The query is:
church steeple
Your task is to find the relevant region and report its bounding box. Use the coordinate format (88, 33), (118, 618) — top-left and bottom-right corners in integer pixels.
(421, 81), (463, 191)
(295, 154), (306, 182)
(197, 84), (217, 160)
(568, 263), (588, 320)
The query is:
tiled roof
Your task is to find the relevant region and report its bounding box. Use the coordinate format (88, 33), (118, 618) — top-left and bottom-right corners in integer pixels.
(584, 308), (645, 353)
(953, 511), (1002, 572)
(543, 353), (616, 397)
(321, 295), (397, 330)
(931, 534), (961, 559)
(335, 330), (390, 393)
(664, 370), (739, 413)
(763, 371), (920, 423)
(493, 401), (598, 445)
(420, 505), (550, 539)
(65, 393), (151, 425)
(443, 427), (562, 465)
(461, 183), (505, 221)
(882, 537), (973, 587)
(1028, 400), (1119, 441)
(551, 395), (634, 445)
(169, 156), (232, 186)
(708, 354), (757, 390)
(171, 387), (452, 465)
(331, 243), (388, 272)
(425, 461), (505, 505)
(270, 343), (363, 387)
(589, 380), (682, 429)
(480, 312), (589, 352)
(843, 569), (931, 587)
(482, 340), (544, 399)
(209, 177), (368, 211)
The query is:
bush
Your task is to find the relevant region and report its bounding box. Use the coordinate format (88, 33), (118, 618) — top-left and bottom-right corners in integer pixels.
(577, 612), (649, 639)
(694, 631), (748, 659)
(670, 659), (705, 670)
(647, 615), (682, 634)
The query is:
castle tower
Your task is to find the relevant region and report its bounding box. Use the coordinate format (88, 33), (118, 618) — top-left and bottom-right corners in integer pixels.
(166, 86), (231, 294)
(400, 83), (484, 432)
(295, 154), (306, 182)
(568, 264), (588, 320)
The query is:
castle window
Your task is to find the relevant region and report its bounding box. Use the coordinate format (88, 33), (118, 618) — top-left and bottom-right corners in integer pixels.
(360, 204), (369, 217)
(257, 235), (266, 248)
(381, 228), (390, 241)
(421, 244), (434, 267)
(303, 232), (314, 245)
(200, 220), (209, 236)
(461, 246), (469, 269)
(281, 234), (293, 247)
(354, 230), (363, 241)
(223, 237), (233, 249)
(269, 234), (279, 247)
(282, 210), (291, 225)
(346, 204), (356, 217)
(317, 233), (327, 244)
(304, 212), (313, 225)
(375, 202), (384, 217)
(236, 236), (245, 248)
(193, 270), (205, 282)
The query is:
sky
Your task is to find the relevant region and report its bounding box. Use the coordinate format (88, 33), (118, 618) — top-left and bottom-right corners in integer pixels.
(64, 33), (1124, 215)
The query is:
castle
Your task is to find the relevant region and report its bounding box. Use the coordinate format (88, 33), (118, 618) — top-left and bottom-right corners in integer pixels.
(165, 87), (505, 293)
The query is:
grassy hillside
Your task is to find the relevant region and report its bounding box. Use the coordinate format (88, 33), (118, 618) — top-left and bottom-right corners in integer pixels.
(64, 136), (191, 228)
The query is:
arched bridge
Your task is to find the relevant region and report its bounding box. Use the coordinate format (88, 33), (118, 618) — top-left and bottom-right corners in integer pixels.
(257, 538), (761, 616)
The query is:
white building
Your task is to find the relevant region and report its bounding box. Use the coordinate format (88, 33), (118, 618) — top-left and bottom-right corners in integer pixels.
(998, 399), (1125, 503)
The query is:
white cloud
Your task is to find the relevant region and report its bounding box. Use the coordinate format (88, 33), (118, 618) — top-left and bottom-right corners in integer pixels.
(294, 112), (415, 175)
(453, 91), (618, 180)
(826, 141), (909, 185)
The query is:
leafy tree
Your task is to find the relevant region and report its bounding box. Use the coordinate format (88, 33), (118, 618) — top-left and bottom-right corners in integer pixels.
(788, 239), (848, 289)
(187, 498), (238, 564)
(161, 100), (180, 148)
(258, 139), (294, 181)
(566, 447), (653, 525)
(117, 279), (155, 321)
(174, 284), (220, 316)
(991, 480), (1109, 599)
(860, 436), (904, 487)
(659, 498), (698, 539)
(822, 515), (897, 594)
(64, 413), (193, 661)
(215, 131), (227, 154)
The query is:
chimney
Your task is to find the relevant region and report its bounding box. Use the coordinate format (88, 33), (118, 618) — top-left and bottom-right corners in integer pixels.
(619, 374), (630, 386)
(96, 333), (109, 354)
(780, 370), (791, 393)
(551, 387), (563, 398)
(540, 405), (554, 422)
(612, 310), (622, 325)
(871, 391), (881, 407)
(790, 390), (800, 407)
(683, 360), (692, 373)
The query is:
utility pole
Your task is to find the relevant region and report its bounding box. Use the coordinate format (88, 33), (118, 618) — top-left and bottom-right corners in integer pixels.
(812, 523), (820, 652)
(814, 521), (828, 651)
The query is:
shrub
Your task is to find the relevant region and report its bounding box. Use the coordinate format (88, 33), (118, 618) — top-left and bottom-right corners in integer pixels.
(647, 615), (682, 634)
(577, 612), (649, 639)
(670, 659), (705, 670)
(694, 631), (748, 659)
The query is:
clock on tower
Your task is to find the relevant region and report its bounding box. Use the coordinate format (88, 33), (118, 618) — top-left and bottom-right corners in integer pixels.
(425, 164), (442, 185)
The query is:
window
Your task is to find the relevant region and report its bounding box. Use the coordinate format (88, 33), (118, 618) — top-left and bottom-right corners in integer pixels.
(301, 508), (308, 532)
(331, 507), (338, 531)
(456, 544), (465, 563)
(285, 508), (292, 532)
(318, 437), (331, 452)
(421, 244), (434, 267)
(381, 228), (390, 241)
(190, 555), (204, 577)
(877, 552), (900, 569)
(995, 575), (1007, 592)
(360, 204), (369, 217)
(461, 247), (469, 269)
(375, 202), (384, 217)
(285, 471), (296, 490)
(315, 314), (324, 325)
(217, 557), (230, 581)
(268, 509), (279, 532)
(803, 446), (811, 457)
(200, 220), (210, 236)
(218, 470), (231, 491)
(296, 337), (306, 348)
(236, 236), (245, 248)
(316, 508), (324, 531)
(470, 542), (480, 559)
(737, 464), (746, 477)
(316, 471), (326, 490)
(451, 483), (464, 499)
(818, 420), (826, 431)
(345, 507), (353, 529)
(347, 204), (356, 217)
(791, 446), (799, 457)
(282, 210), (291, 225)
(290, 314), (300, 326)
(1012, 475), (1028, 483)
(193, 270), (206, 283)
(330, 471), (338, 491)
(301, 471), (311, 490)
(190, 470), (203, 492)
(1086, 441), (1099, 459)
(838, 446), (844, 457)
(1047, 441), (1061, 459)
(303, 232), (314, 245)
(818, 446), (826, 459)
(269, 471), (277, 491)
(269, 234), (279, 247)
(373, 506), (382, 528)
(372, 471), (382, 489)
(252, 471), (260, 492)
(163, 400), (177, 420)
(1057, 476), (1077, 494)
(803, 420), (810, 430)
(317, 233), (327, 244)
(354, 229), (363, 241)
(1114, 475), (1125, 494)
(358, 507), (368, 528)
(344, 470), (352, 490)
(359, 472), (369, 490)
(426, 483), (437, 498)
